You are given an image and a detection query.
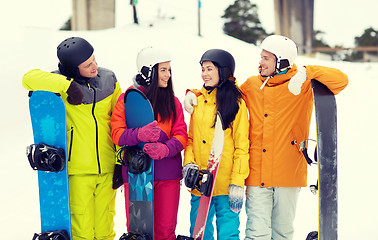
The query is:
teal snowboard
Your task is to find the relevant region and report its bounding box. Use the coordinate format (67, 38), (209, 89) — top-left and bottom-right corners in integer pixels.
(28, 91), (72, 239)
(124, 88), (154, 239)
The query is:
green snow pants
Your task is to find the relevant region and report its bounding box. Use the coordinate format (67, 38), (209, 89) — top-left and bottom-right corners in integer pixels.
(69, 173), (116, 240)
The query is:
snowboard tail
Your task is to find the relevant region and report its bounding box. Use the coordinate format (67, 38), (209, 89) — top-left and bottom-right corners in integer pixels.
(28, 91), (72, 239)
(192, 112), (225, 240)
(308, 80), (338, 240)
(123, 88), (154, 239)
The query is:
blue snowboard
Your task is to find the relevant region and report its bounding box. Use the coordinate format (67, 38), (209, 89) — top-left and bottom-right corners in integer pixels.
(124, 88), (154, 239)
(29, 91), (72, 239)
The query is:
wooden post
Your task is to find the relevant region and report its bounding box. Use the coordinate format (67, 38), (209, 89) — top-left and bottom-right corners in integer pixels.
(274, 0), (314, 54)
(72, 0), (115, 30)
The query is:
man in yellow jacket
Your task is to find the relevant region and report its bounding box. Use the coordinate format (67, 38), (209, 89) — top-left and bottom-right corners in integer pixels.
(22, 37), (122, 240)
(240, 35), (348, 240)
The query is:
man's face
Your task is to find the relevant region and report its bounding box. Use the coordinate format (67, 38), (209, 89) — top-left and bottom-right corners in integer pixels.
(259, 50), (276, 77)
(78, 54), (98, 78)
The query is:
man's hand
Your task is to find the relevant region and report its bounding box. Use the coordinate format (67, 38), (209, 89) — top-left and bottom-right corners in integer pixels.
(183, 91), (197, 114)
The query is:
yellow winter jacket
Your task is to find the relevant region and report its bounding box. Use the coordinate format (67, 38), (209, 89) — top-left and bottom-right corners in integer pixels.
(240, 64), (348, 187)
(184, 87), (250, 196)
(22, 68), (122, 175)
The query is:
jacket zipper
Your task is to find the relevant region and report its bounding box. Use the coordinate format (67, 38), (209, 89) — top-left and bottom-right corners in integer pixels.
(68, 126), (74, 161)
(90, 86), (101, 174)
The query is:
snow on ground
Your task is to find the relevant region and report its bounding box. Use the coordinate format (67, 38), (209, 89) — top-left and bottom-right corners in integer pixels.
(1, 0), (378, 239)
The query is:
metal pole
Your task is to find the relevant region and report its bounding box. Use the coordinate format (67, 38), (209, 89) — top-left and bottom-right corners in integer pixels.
(130, 0), (139, 24)
(198, 0), (201, 37)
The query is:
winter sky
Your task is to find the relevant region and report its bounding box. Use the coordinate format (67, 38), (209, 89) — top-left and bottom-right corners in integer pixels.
(2, 0), (378, 47)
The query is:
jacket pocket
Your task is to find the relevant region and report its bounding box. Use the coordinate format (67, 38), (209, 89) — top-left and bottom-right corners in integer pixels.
(67, 126), (74, 161)
(290, 125), (305, 152)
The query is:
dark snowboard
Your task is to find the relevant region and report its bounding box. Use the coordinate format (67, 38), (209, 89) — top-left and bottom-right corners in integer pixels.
(307, 79), (338, 240)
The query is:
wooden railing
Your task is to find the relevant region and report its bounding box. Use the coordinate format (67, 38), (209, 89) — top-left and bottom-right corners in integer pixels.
(312, 46), (378, 62)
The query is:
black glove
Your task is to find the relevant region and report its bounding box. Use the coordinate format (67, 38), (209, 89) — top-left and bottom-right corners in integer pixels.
(112, 164), (123, 189)
(66, 81), (83, 105)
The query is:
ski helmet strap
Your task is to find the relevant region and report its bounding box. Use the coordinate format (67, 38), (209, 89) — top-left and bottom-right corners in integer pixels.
(135, 66), (155, 87)
(274, 57), (290, 75)
(217, 68), (227, 88)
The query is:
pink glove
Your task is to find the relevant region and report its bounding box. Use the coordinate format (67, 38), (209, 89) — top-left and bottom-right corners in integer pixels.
(137, 120), (161, 142)
(143, 142), (169, 160)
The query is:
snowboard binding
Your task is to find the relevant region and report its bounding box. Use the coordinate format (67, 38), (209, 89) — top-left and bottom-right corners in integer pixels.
(27, 143), (65, 173)
(119, 232), (152, 240)
(176, 235), (194, 240)
(32, 230), (70, 240)
(306, 231), (318, 240)
(117, 145), (151, 174)
(184, 168), (214, 197)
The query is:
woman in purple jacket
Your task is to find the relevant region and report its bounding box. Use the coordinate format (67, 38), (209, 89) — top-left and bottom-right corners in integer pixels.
(111, 47), (188, 240)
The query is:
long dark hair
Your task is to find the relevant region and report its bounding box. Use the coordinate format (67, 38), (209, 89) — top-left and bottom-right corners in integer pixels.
(215, 79), (243, 130)
(145, 64), (177, 122)
(209, 60), (243, 129)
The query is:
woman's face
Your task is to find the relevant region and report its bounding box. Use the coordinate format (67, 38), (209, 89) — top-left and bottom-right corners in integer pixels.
(157, 61), (171, 88)
(201, 61), (219, 87)
(259, 50), (276, 77)
(78, 54), (98, 78)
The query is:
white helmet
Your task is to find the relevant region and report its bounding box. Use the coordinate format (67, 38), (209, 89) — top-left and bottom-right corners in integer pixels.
(136, 47), (171, 86)
(260, 35), (297, 72)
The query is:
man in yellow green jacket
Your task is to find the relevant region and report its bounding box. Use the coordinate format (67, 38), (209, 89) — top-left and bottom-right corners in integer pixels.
(22, 37), (122, 240)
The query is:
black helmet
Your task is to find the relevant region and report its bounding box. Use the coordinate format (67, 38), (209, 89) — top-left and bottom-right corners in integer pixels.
(200, 49), (235, 86)
(57, 37), (94, 68)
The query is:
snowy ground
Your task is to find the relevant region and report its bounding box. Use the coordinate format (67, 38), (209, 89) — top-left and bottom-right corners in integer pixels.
(1, 0), (378, 239)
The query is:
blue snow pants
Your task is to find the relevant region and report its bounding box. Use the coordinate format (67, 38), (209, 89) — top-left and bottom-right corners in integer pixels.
(189, 194), (240, 240)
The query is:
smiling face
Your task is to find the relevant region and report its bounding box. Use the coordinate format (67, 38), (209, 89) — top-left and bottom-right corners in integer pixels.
(157, 61), (171, 88)
(78, 54), (98, 78)
(259, 50), (276, 77)
(201, 61), (219, 87)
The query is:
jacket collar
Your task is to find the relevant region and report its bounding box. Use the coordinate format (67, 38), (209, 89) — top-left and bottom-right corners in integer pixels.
(258, 64), (298, 88)
(200, 86), (217, 102)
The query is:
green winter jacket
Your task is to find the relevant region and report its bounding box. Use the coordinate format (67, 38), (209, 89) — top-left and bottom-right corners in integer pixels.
(23, 68), (122, 175)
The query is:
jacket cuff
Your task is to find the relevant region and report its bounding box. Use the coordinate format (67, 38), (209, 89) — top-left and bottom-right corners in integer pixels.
(231, 174), (245, 188)
(165, 137), (184, 158)
(118, 128), (140, 146)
